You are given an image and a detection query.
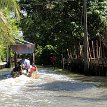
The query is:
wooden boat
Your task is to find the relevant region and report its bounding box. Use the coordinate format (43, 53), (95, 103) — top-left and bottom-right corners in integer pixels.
(9, 39), (38, 78)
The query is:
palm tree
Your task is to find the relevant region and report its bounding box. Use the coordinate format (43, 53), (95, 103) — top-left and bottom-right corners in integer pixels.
(0, 0), (20, 44)
(0, 0), (20, 63)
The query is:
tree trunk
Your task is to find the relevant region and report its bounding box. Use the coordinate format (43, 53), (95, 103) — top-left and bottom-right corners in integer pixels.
(92, 41), (95, 58)
(83, 0), (89, 73)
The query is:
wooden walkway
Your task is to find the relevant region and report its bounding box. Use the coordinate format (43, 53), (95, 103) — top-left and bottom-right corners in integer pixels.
(0, 62), (7, 69)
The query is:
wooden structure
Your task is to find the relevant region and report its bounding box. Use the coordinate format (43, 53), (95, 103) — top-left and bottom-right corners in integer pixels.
(64, 34), (107, 76)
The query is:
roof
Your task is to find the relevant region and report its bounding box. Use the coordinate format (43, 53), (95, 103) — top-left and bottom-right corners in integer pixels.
(10, 39), (35, 54)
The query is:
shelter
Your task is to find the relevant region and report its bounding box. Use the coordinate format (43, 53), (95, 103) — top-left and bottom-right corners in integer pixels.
(10, 39), (35, 54)
(7, 39), (35, 68)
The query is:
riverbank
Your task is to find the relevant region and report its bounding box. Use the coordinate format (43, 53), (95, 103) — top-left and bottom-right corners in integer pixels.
(0, 62), (7, 69)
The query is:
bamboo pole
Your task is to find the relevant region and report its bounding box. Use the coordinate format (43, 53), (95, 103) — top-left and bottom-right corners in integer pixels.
(99, 39), (102, 58)
(92, 41), (95, 58)
(96, 40), (99, 58)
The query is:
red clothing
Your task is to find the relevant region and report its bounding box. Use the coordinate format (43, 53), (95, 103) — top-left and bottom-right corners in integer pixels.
(30, 66), (36, 72)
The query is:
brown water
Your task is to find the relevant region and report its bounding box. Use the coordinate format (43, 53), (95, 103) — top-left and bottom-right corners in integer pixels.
(0, 67), (107, 107)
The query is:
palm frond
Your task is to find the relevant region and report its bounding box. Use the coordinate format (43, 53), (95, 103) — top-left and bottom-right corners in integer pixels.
(0, 11), (15, 44)
(0, 0), (20, 20)
(0, 0), (20, 44)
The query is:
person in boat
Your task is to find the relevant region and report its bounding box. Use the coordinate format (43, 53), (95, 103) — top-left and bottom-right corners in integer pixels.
(11, 62), (22, 78)
(27, 63), (38, 78)
(20, 56), (31, 75)
(30, 63), (37, 72)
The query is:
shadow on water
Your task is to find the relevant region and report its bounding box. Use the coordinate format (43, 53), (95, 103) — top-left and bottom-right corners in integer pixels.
(0, 68), (12, 80)
(27, 80), (95, 92)
(38, 67), (107, 88)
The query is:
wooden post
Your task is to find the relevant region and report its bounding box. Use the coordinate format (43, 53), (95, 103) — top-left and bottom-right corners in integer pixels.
(99, 39), (102, 58)
(14, 52), (17, 68)
(6, 45), (11, 68)
(89, 47), (92, 59)
(67, 48), (72, 63)
(62, 57), (65, 69)
(96, 40), (99, 58)
(92, 41), (95, 58)
(33, 52), (35, 64)
(80, 45), (83, 58)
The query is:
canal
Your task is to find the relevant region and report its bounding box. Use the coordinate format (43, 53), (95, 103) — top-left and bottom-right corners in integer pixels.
(0, 67), (107, 107)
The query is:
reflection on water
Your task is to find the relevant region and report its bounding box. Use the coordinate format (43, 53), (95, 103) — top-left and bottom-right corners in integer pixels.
(0, 67), (107, 107)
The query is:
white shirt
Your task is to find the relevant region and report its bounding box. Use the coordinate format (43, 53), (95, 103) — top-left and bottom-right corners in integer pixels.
(20, 58), (30, 68)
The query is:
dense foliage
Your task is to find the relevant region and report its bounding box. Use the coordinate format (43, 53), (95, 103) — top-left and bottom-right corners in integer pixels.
(19, 0), (107, 64)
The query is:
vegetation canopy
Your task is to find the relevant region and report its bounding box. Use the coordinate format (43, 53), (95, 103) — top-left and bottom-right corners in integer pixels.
(18, 0), (107, 65)
(0, 0), (21, 62)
